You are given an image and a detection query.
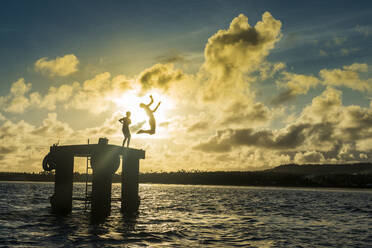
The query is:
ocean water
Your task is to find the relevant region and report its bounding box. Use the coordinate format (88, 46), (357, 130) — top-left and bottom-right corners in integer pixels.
(0, 182), (371, 248)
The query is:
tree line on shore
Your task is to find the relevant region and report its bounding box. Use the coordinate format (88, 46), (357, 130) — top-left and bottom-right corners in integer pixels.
(1, 163), (371, 188)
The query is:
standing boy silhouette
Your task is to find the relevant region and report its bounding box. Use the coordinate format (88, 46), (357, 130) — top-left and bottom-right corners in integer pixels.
(119, 111), (131, 147)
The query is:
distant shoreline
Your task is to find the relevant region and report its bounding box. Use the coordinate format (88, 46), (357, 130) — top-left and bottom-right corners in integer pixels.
(1, 162), (372, 189)
(0, 180), (372, 190)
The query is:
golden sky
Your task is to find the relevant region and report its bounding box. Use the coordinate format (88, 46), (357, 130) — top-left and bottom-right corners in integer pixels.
(0, 1), (372, 172)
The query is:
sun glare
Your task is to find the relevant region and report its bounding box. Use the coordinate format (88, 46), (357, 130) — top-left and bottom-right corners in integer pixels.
(113, 91), (172, 136)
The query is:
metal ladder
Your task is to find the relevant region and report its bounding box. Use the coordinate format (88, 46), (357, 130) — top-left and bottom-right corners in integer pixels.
(84, 139), (92, 210)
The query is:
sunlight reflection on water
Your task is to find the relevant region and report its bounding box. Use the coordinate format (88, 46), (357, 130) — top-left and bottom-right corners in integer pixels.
(0, 182), (371, 247)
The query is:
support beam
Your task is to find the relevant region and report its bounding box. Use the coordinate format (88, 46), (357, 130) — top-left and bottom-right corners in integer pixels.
(51, 152), (74, 214)
(122, 154), (140, 213)
(91, 152), (119, 219)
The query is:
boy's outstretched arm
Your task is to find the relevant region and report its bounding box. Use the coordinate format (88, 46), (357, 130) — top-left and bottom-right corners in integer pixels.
(152, 102), (161, 112)
(147, 95), (154, 106)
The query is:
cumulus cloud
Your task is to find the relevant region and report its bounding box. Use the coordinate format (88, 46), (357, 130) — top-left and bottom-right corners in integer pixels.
(202, 12), (282, 101)
(31, 113), (73, 137)
(0, 109), (161, 172)
(193, 130), (234, 152)
(343, 63), (368, 72)
(1, 78), (82, 113)
(297, 87), (372, 157)
(0, 145), (16, 157)
(259, 62), (286, 80)
(3, 78), (32, 113)
(0, 71), (132, 115)
(280, 72), (320, 95)
(2, 12), (372, 172)
(272, 72), (320, 104)
(82, 72), (111, 92)
(294, 151), (325, 164)
(319, 63), (371, 92)
(164, 112), (214, 137)
(0, 113), (75, 171)
(360, 153), (368, 159)
(301, 87), (342, 122)
(193, 123), (312, 153)
(35, 54), (79, 77)
(32, 83), (79, 111)
(0, 109), (167, 171)
(74, 111), (143, 140)
(220, 100), (272, 127)
(2, 64), (185, 115)
(66, 72), (133, 113)
(187, 121), (210, 132)
(10, 78), (32, 96)
(0, 119), (34, 140)
(272, 63), (371, 104)
(81, 113), (120, 137)
(270, 90), (296, 105)
(195, 85), (372, 166)
(5, 96), (30, 113)
(138, 63), (185, 92)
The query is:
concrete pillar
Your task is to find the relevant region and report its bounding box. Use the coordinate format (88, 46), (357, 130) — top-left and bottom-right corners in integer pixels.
(51, 152), (74, 215)
(121, 154), (140, 213)
(91, 152), (119, 219)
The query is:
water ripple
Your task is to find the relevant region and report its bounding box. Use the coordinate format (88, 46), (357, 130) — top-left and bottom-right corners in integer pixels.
(0, 182), (371, 247)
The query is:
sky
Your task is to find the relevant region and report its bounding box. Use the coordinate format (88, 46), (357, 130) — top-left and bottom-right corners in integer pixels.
(0, 0), (372, 172)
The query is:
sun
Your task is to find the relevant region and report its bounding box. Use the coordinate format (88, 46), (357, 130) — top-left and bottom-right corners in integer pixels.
(112, 90), (172, 133)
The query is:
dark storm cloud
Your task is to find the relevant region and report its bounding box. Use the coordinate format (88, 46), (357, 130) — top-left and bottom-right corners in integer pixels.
(193, 123), (312, 153)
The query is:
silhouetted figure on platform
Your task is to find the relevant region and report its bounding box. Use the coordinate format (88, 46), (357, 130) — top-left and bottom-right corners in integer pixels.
(137, 95), (161, 135)
(119, 111), (131, 147)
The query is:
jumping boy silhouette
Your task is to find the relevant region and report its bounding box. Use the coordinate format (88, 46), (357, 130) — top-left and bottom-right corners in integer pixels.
(137, 95), (161, 135)
(119, 111), (131, 147)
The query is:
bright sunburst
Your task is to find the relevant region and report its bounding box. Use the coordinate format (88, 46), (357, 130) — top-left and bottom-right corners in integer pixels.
(112, 90), (172, 136)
